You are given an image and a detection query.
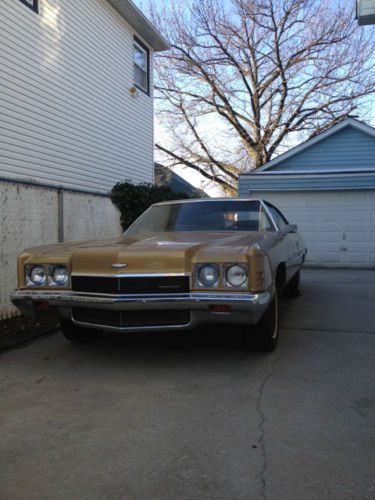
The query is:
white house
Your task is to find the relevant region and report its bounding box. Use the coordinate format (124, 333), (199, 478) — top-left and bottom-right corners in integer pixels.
(0, 0), (168, 319)
(357, 0), (375, 25)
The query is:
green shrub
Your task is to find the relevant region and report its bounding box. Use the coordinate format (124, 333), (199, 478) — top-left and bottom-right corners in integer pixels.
(111, 180), (191, 231)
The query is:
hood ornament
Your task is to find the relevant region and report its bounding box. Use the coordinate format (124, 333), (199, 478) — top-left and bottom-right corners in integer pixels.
(112, 263), (128, 269)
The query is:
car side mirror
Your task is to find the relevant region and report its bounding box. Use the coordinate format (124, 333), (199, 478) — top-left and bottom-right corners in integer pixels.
(285, 224), (298, 233)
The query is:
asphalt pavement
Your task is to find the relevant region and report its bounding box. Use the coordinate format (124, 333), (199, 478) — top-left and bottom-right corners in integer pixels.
(0, 269), (374, 500)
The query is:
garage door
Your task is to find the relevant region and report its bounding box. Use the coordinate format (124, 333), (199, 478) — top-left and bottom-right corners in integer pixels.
(253, 190), (375, 267)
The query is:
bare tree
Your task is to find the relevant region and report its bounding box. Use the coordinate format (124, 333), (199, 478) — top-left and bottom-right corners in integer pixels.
(151, 0), (375, 195)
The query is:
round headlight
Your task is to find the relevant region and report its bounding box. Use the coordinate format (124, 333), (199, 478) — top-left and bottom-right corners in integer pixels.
(51, 266), (69, 286)
(225, 265), (247, 288)
(29, 265), (47, 286)
(198, 265), (219, 287)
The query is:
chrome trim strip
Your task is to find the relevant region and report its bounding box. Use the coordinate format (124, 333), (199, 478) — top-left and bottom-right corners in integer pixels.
(71, 272), (191, 278)
(71, 310), (192, 332)
(260, 200), (279, 231)
(11, 290), (271, 306)
(72, 318), (193, 332)
(154, 198), (265, 205)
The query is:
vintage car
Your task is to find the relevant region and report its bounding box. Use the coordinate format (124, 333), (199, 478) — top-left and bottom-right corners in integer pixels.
(11, 199), (306, 351)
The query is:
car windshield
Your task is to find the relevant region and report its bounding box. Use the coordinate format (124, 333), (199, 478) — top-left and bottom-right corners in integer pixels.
(125, 200), (274, 238)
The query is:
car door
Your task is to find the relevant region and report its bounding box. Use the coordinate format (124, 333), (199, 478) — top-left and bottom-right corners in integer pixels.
(265, 203), (302, 279)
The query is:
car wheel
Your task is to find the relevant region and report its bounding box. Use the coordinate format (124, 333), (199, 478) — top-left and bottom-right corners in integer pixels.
(283, 270), (301, 298)
(60, 320), (101, 343)
(245, 292), (279, 352)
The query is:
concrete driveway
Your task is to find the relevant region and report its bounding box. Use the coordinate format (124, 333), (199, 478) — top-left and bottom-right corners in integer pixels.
(1, 269), (374, 500)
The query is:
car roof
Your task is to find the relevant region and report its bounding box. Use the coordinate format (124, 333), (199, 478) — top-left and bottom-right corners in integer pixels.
(153, 198), (263, 206)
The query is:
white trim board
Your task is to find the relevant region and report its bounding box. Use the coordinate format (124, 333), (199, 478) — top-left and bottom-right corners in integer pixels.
(107, 0), (169, 51)
(249, 186), (375, 192)
(244, 169), (375, 176)
(244, 172), (375, 180)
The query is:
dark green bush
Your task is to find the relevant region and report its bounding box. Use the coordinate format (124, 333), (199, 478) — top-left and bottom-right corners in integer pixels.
(111, 180), (191, 231)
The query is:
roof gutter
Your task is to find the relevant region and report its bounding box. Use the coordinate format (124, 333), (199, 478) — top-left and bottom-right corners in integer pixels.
(107, 0), (170, 51)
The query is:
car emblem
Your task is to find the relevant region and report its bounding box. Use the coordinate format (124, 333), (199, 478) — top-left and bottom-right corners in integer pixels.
(111, 263), (128, 269)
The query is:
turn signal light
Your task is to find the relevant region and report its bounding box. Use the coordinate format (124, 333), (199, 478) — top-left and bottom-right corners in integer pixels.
(210, 305), (231, 313)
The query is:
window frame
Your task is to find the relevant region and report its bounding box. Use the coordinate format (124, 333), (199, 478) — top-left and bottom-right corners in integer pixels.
(259, 205), (275, 232)
(264, 202), (289, 232)
(133, 37), (150, 96)
(19, 0), (38, 13)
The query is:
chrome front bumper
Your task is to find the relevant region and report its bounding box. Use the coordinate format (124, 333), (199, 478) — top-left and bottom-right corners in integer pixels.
(11, 290), (272, 332)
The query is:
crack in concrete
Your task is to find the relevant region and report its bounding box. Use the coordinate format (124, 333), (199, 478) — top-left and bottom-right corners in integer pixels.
(280, 326), (375, 335)
(256, 357), (278, 500)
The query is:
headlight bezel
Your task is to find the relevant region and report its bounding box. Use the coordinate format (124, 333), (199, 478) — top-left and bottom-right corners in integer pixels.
(25, 264), (70, 288)
(48, 265), (70, 287)
(26, 265), (47, 288)
(196, 264), (220, 288)
(223, 263), (248, 289)
(195, 263), (249, 289)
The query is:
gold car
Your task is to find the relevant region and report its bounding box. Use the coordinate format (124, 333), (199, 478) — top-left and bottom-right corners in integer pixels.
(11, 199), (306, 351)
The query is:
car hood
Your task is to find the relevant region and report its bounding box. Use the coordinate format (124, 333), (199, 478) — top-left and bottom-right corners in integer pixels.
(21, 231), (269, 274)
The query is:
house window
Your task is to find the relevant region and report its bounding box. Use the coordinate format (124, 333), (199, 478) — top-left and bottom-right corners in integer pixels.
(19, 0), (38, 13)
(134, 38), (150, 94)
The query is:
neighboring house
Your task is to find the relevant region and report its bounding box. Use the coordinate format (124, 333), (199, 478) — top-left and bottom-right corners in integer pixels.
(155, 164), (208, 198)
(238, 118), (375, 268)
(0, 0), (168, 319)
(357, 0), (375, 24)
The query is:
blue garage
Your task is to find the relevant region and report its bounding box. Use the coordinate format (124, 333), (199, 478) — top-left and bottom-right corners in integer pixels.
(238, 118), (375, 267)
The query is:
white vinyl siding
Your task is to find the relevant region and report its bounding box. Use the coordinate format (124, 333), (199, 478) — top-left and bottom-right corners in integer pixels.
(0, 0), (154, 193)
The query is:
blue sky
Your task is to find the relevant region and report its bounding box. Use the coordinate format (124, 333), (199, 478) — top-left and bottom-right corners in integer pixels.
(133, 0), (169, 10)
(135, 0), (374, 128)
(134, 0), (233, 11)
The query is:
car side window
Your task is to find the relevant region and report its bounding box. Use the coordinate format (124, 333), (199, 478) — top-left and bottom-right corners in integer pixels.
(259, 206), (275, 232)
(265, 204), (289, 231)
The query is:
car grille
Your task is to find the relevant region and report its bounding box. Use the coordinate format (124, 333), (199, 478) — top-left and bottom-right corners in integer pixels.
(72, 308), (190, 328)
(71, 275), (190, 295)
